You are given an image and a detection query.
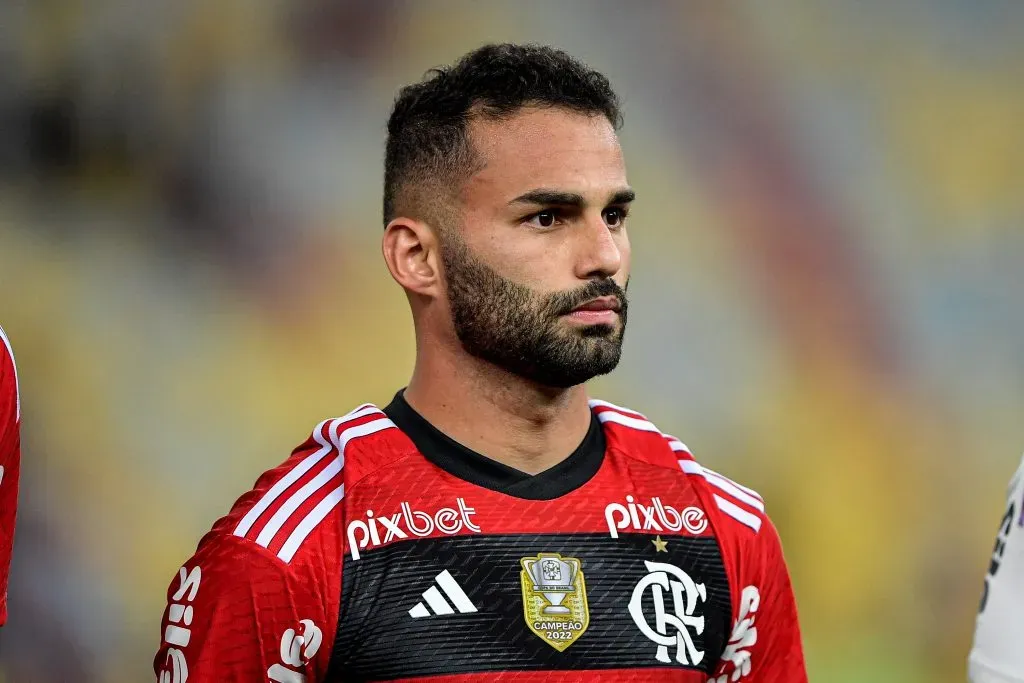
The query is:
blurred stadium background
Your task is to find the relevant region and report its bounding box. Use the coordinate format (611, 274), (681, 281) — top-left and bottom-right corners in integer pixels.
(1, 0), (1023, 680)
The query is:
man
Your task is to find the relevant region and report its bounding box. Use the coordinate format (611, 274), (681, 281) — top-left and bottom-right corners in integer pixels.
(0, 324), (20, 627)
(154, 44), (807, 682)
(969, 455), (1024, 683)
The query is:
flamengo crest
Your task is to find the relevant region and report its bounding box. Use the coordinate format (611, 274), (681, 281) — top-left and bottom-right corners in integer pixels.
(520, 553), (590, 651)
(629, 560), (707, 666)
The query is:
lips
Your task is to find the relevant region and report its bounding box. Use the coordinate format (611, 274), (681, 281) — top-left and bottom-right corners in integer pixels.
(570, 296), (621, 314)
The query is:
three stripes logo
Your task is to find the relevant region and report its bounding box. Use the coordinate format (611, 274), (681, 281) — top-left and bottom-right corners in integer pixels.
(408, 570), (478, 619)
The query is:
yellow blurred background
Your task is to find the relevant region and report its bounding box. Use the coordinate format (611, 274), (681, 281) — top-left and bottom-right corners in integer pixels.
(1, 1), (1023, 680)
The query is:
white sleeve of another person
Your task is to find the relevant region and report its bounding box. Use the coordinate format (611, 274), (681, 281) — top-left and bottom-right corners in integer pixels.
(969, 454), (1024, 683)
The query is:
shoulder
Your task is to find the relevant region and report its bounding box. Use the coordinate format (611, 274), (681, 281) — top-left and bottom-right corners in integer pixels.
(968, 659), (1024, 683)
(591, 397), (770, 537)
(205, 403), (407, 568)
(969, 453), (1024, 682)
(0, 325), (13, 367)
(0, 324), (18, 423)
(589, 398), (686, 469)
(1009, 453), (1024, 494)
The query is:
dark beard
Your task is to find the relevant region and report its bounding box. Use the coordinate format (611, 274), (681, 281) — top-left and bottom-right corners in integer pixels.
(441, 235), (628, 389)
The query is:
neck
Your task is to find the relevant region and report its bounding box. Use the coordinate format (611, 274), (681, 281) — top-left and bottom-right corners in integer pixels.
(403, 346), (594, 475)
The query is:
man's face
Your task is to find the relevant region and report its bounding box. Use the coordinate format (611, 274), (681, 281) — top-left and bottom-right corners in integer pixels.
(441, 107), (632, 389)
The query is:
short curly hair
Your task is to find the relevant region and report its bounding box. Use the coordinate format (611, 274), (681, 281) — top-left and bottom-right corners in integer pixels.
(383, 43), (623, 226)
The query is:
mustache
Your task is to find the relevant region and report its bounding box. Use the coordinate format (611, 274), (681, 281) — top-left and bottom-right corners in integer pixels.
(546, 279), (629, 317)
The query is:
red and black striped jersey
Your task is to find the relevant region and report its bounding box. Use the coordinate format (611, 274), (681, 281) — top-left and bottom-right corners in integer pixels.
(0, 324), (20, 627)
(155, 392), (806, 682)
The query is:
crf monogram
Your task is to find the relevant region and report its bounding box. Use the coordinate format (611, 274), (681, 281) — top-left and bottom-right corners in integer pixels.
(629, 560), (707, 666)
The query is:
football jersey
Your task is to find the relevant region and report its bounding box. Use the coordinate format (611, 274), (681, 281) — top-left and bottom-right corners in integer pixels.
(969, 454), (1024, 683)
(154, 392), (807, 682)
(0, 324), (20, 626)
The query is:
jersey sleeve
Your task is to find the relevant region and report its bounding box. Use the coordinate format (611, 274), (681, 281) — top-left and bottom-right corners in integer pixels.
(0, 325), (21, 626)
(153, 533), (336, 683)
(969, 455), (1024, 683)
(711, 515), (808, 683)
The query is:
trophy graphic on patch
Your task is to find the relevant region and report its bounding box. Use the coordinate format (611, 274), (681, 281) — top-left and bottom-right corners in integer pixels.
(523, 555), (578, 614)
(520, 552), (590, 651)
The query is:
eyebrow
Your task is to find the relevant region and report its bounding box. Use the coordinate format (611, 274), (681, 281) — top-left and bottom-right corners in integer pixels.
(508, 188), (636, 208)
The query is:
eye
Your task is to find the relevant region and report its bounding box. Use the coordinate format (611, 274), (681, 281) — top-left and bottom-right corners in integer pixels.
(526, 210), (560, 229)
(603, 207), (629, 228)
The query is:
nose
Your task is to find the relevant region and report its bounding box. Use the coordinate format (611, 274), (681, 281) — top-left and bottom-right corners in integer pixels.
(574, 213), (624, 280)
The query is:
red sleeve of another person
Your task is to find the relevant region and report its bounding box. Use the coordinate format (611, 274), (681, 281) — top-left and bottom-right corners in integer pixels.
(0, 326), (21, 627)
(712, 515), (808, 683)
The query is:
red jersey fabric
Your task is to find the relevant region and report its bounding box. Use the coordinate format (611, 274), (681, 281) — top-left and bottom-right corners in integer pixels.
(155, 395), (806, 682)
(0, 325), (20, 627)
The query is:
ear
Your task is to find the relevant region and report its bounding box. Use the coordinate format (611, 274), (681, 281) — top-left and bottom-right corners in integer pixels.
(382, 217), (443, 297)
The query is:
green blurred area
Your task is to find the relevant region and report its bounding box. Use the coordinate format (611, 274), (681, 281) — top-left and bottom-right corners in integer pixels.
(1, 1), (1022, 680)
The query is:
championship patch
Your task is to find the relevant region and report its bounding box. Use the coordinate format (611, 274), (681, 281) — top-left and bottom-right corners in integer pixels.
(519, 553), (589, 651)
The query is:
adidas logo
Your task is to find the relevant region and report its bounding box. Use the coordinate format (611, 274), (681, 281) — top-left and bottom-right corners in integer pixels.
(408, 570), (478, 619)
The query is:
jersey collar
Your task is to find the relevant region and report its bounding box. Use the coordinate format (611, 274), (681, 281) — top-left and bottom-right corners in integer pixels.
(383, 390), (606, 500)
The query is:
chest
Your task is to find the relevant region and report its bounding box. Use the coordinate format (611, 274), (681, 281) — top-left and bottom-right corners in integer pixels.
(326, 475), (733, 681)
